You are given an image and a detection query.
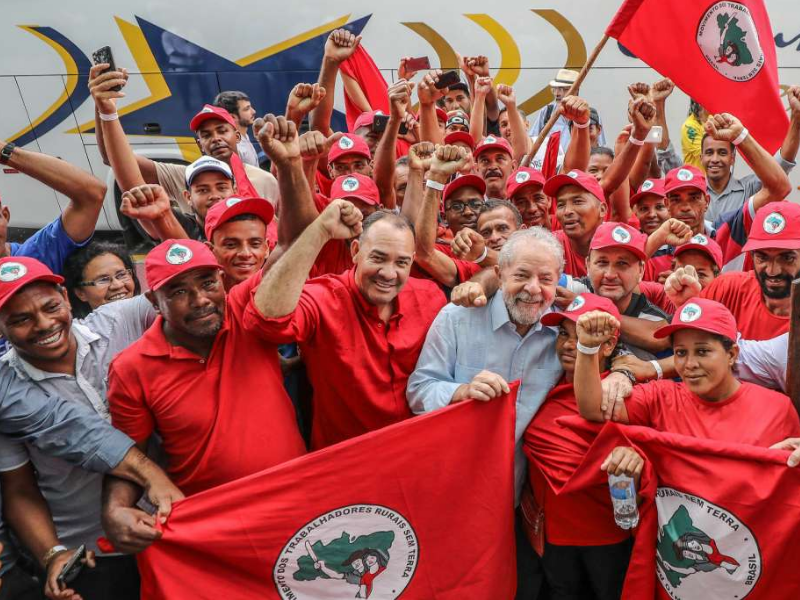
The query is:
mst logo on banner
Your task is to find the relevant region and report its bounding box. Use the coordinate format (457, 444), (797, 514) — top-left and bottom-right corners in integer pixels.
(697, 1), (766, 81)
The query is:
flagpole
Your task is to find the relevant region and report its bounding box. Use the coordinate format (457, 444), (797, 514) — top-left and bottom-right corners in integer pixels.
(788, 278), (800, 415)
(521, 34), (611, 168)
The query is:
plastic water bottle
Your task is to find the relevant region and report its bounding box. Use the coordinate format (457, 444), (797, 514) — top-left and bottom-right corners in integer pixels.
(608, 474), (639, 529)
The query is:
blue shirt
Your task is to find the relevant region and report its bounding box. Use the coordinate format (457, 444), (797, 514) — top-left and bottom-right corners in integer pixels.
(407, 292), (562, 500)
(9, 216), (90, 275)
(529, 101), (607, 153)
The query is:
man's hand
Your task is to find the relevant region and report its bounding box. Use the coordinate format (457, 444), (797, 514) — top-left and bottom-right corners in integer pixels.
(255, 114), (300, 166)
(45, 548), (97, 600)
(554, 286), (577, 310)
(143, 473), (184, 525)
(576, 310), (620, 348)
(787, 86), (800, 119)
(398, 57), (422, 81)
(298, 130), (344, 163)
(560, 95), (590, 125)
(771, 438), (800, 467)
(601, 446), (644, 478)
(459, 54), (490, 78)
(601, 371), (633, 421)
(629, 97), (656, 140)
(388, 79), (414, 120)
(451, 281), (488, 307)
(612, 354), (658, 382)
(704, 113), (745, 143)
(102, 506), (163, 554)
(657, 218), (693, 247)
(324, 29), (361, 64)
(428, 144), (470, 181)
(664, 265), (702, 307)
(451, 228), (486, 261)
(627, 82), (652, 101)
(496, 84), (516, 108)
(417, 70), (446, 106)
(651, 78), (675, 103)
(317, 199), (363, 240)
(400, 113), (420, 144)
(408, 141), (435, 172)
(88, 63), (128, 114)
(120, 185), (172, 222)
(451, 370), (510, 403)
(474, 76), (493, 98)
(286, 83), (326, 121)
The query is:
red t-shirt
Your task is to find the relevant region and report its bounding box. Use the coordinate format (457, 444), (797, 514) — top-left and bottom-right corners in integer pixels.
(524, 378), (630, 546)
(701, 270), (789, 340)
(243, 268), (447, 449)
(625, 380), (800, 445)
(643, 253), (673, 283)
(555, 230), (587, 277)
(107, 273), (306, 496)
(637, 280), (675, 315)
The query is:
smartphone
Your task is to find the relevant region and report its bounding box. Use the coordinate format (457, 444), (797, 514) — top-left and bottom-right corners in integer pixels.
(405, 56), (430, 72)
(372, 114), (389, 133)
(399, 121), (409, 135)
(435, 70), (461, 90)
(92, 46), (122, 92)
(644, 125), (663, 144)
(56, 545), (86, 589)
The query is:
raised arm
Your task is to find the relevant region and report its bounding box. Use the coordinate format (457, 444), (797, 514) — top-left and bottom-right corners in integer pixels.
(780, 86), (800, 165)
(601, 97), (655, 198)
(652, 79), (675, 152)
(561, 96), (592, 173)
(644, 218), (692, 257)
(119, 184), (189, 241)
(285, 83), (326, 129)
(297, 130), (344, 195)
(469, 77), (492, 143)
(496, 85), (530, 163)
(417, 71), (446, 144)
(374, 79), (414, 210)
(400, 142), (434, 224)
(310, 29), (361, 136)
(462, 56), (499, 122)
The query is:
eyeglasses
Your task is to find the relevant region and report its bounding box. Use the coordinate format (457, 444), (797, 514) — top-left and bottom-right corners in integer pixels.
(446, 200), (485, 214)
(78, 269), (133, 288)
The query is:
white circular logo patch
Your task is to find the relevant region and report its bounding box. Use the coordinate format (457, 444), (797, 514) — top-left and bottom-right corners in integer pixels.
(655, 488), (761, 600)
(566, 295), (586, 312)
(166, 243), (193, 265)
(697, 2), (765, 82)
(641, 179), (655, 192)
(690, 234), (709, 245)
(201, 106), (214, 113)
(762, 212), (786, 235)
(338, 137), (354, 150)
(225, 197), (243, 208)
(341, 177), (360, 193)
(0, 262), (28, 282)
(679, 302), (703, 323)
(274, 504), (419, 600)
(677, 169), (694, 182)
(483, 135), (496, 144)
(567, 170), (579, 179)
(611, 226), (632, 243)
(515, 171), (531, 183)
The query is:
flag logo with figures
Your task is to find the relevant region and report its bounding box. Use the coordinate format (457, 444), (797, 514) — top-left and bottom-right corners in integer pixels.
(342, 177), (360, 193)
(655, 488), (761, 599)
(515, 171), (530, 183)
(697, 2), (765, 82)
(641, 179), (655, 192)
(567, 295), (585, 312)
(762, 212), (786, 234)
(679, 303), (703, 323)
(166, 243), (193, 265)
(274, 504), (419, 599)
(612, 227), (631, 243)
(0, 262), (27, 282)
(339, 136), (355, 150)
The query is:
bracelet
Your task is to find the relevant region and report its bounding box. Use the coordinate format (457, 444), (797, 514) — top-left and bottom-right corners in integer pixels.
(99, 112), (119, 122)
(649, 359), (664, 380)
(732, 127), (749, 146)
(42, 544), (69, 568)
(572, 120), (590, 129)
(628, 135), (645, 146)
(473, 246), (488, 264)
(425, 179), (445, 191)
(611, 368), (637, 386)
(577, 341), (602, 355)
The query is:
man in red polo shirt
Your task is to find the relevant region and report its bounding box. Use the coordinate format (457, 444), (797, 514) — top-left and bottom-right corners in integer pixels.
(474, 135), (516, 198)
(244, 200), (447, 449)
(665, 202), (800, 340)
(326, 133), (373, 181)
(507, 167), (550, 228)
(104, 239), (306, 550)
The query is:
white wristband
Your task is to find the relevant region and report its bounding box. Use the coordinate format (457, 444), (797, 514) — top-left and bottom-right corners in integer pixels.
(649, 359), (663, 380)
(573, 120), (590, 129)
(425, 179), (445, 191)
(577, 341), (602, 355)
(628, 135), (645, 146)
(473, 246), (488, 264)
(732, 127), (749, 146)
(98, 112), (119, 122)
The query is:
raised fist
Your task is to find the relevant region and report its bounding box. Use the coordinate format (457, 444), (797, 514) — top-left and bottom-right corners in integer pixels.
(658, 218), (693, 247)
(451, 227), (486, 261)
(651, 79), (675, 103)
(408, 141), (435, 172)
(318, 199), (363, 240)
(417, 70), (446, 105)
(286, 83), (326, 120)
(428, 144), (470, 179)
(255, 114), (300, 165)
(576, 310), (620, 348)
(560, 96), (590, 125)
(664, 265), (702, 307)
(474, 76), (493, 97)
(324, 29), (361, 64)
(627, 82), (651, 101)
(451, 281), (488, 307)
(388, 79), (414, 119)
(298, 130), (344, 162)
(120, 185), (171, 221)
(704, 113), (745, 144)
(496, 84), (516, 107)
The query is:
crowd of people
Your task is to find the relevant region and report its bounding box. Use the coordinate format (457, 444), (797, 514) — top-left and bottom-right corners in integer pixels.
(0, 26), (798, 600)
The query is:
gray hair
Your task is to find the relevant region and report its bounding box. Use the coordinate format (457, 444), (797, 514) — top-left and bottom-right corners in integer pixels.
(498, 227), (565, 274)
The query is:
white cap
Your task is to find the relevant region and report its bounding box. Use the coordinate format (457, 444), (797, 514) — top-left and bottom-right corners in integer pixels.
(184, 156), (233, 187)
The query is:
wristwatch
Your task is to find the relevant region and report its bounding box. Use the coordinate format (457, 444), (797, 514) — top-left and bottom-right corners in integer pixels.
(42, 544), (69, 568)
(0, 142), (15, 165)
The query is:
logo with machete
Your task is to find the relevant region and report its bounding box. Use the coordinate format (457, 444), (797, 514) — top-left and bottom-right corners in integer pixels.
(697, 2), (765, 82)
(274, 504), (418, 599)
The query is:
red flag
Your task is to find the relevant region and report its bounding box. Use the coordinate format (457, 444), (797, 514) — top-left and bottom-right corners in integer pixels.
(607, 0), (788, 153)
(339, 45), (389, 132)
(138, 386), (518, 599)
(228, 153), (278, 248)
(563, 418), (800, 599)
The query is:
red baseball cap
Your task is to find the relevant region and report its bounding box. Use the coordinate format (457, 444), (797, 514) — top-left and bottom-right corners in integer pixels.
(506, 167), (546, 199)
(541, 292), (622, 328)
(654, 298), (737, 340)
(353, 110), (384, 132)
(674, 233), (724, 270)
(473, 135), (513, 159)
(544, 169), (607, 205)
(443, 174), (486, 203)
(589, 222), (648, 261)
(330, 174), (381, 206)
(146, 239), (222, 291)
(664, 165), (707, 195)
(0, 257), (64, 313)
(328, 134), (372, 163)
(435, 107), (448, 123)
(204, 197), (275, 241)
(629, 178), (666, 207)
(444, 131), (475, 150)
(742, 202), (800, 252)
(189, 104), (237, 132)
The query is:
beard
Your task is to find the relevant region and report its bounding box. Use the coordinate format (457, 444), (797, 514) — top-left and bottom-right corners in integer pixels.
(756, 269), (793, 299)
(503, 289), (546, 326)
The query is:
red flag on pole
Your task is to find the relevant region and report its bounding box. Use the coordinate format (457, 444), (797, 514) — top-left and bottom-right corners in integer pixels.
(138, 386), (519, 599)
(339, 45), (390, 132)
(606, 0), (788, 153)
(562, 418), (800, 599)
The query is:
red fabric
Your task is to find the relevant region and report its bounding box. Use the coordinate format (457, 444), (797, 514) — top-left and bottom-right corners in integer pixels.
(561, 420), (800, 599)
(145, 239), (220, 291)
(524, 377), (630, 546)
(107, 273), (306, 496)
(228, 154), (278, 248)
(643, 253), (673, 282)
(138, 387), (519, 600)
(541, 131), (561, 181)
(243, 269), (447, 449)
(555, 230), (588, 277)
(308, 194), (354, 277)
(701, 270), (789, 340)
(638, 280), (675, 314)
(436, 242), (483, 283)
(339, 45), (389, 133)
(606, 0), (788, 154)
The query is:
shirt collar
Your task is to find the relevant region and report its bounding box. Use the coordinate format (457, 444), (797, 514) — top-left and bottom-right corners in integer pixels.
(345, 268), (403, 323)
(0, 323), (99, 381)
(139, 311), (230, 360)
(489, 289), (549, 334)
